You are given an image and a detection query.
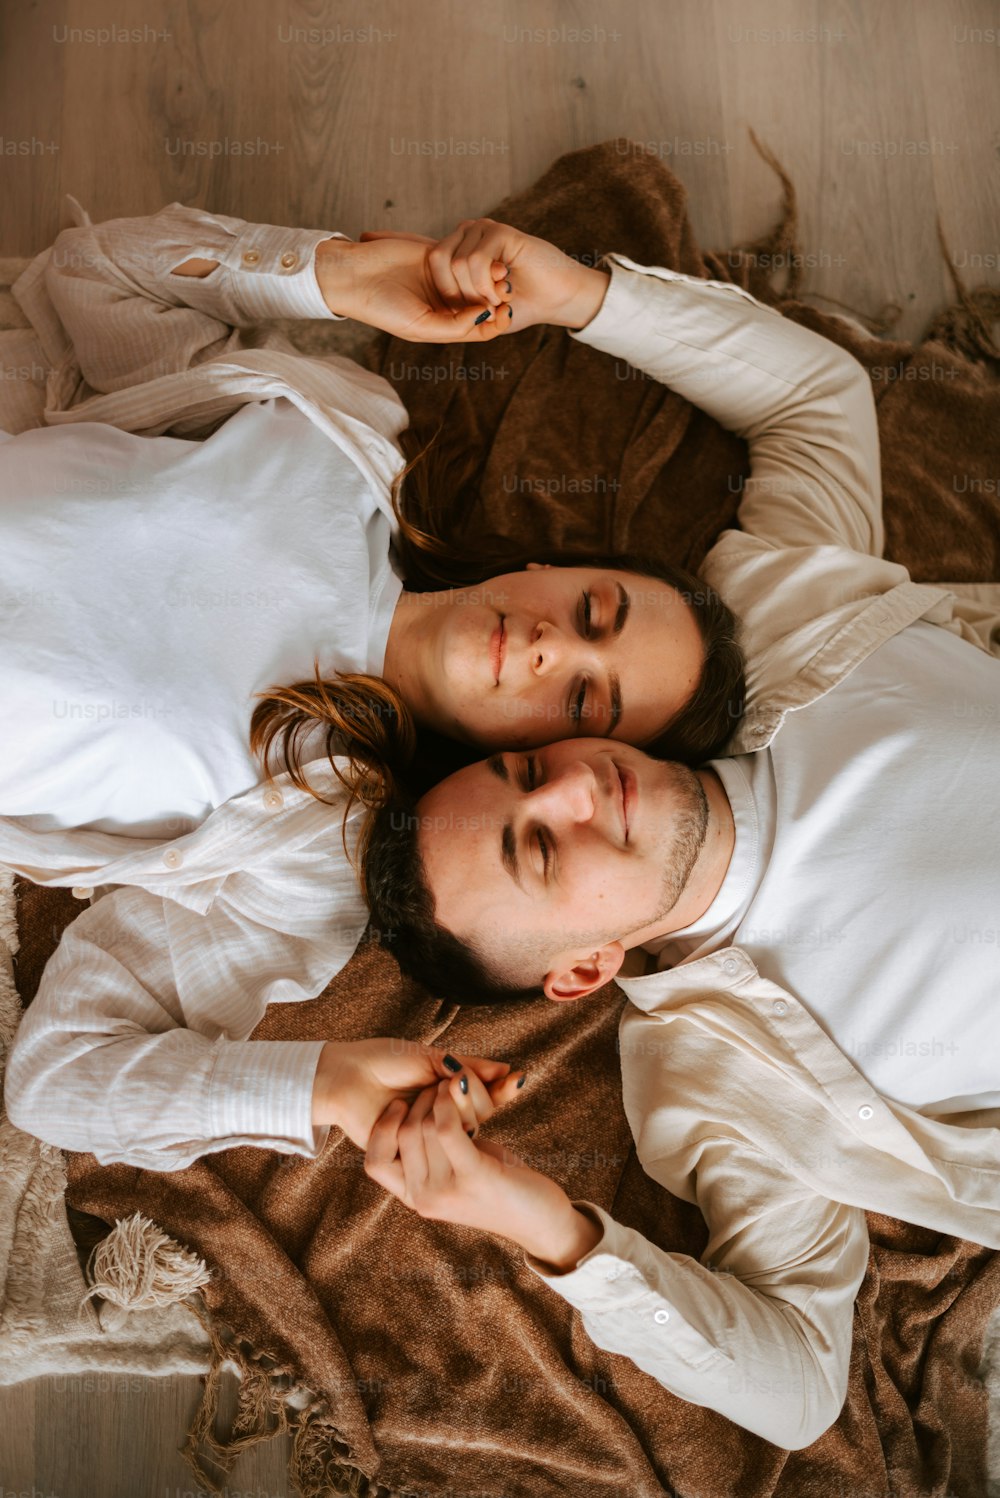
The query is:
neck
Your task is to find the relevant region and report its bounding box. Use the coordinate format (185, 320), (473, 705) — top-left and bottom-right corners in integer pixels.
(382, 588), (435, 725)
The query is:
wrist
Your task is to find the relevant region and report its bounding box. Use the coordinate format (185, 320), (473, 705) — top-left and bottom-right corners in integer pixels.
(550, 267), (611, 331)
(314, 237), (359, 318)
(311, 1041), (349, 1127)
(523, 1202), (604, 1273)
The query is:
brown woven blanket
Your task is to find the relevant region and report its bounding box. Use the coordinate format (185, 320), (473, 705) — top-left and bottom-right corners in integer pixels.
(17, 139), (1000, 1496)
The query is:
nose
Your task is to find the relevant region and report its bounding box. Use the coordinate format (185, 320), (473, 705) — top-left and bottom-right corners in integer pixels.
(528, 760), (597, 827)
(530, 619), (565, 676)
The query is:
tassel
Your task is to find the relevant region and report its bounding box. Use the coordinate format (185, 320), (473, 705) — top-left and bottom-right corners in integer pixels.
(80, 1211), (212, 1331)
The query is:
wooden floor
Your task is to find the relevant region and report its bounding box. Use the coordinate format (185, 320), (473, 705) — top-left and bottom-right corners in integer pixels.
(1, 0), (999, 1493)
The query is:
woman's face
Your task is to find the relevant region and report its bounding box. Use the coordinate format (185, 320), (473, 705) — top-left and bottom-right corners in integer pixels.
(418, 564), (705, 749)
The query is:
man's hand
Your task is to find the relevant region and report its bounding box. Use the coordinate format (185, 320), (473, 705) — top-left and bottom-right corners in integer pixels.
(311, 1038), (522, 1149)
(365, 1081), (603, 1271)
(408, 216), (611, 332)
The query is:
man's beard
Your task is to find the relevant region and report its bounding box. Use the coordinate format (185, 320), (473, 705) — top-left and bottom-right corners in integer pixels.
(648, 762), (710, 926)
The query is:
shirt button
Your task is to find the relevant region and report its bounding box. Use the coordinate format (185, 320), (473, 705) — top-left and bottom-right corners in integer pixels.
(242, 248), (261, 266)
(858, 1105), (874, 1121)
(263, 788), (284, 811)
(722, 958), (739, 976)
(653, 1309), (670, 1324)
(162, 848), (183, 870)
(280, 251), (298, 269)
(71, 886), (94, 901)
(772, 999), (788, 1016)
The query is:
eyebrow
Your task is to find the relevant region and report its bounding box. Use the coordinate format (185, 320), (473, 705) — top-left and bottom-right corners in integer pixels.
(486, 753), (509, 782)
(501, 821), (523, 891)
(613, 582), (630, 635)
(604, 582), (628, 734)
(487, 754), (525, 890)
(608, 673), (622, 734)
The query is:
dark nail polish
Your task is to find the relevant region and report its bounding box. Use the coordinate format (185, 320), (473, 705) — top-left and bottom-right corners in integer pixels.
(508, 306), (513, 320)
(505, 280), (512, 294)
(460, 1075), (469, 1094)
(474, 309), (491, 326)
(467, 1129), (475, 1138)
(443, 1054), (462, 1072)
(516, 1075), (526, 1088)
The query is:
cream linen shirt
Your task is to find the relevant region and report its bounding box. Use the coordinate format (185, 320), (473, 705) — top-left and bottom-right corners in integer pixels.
(522, 258), (1000, 1449)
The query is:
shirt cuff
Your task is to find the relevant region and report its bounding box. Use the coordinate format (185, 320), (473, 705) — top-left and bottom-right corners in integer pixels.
(222, 220), (351, 323)
(569, 252), (774, 368)
(523, 1199), (658, 1308)
(208, 1038), (331, 1155)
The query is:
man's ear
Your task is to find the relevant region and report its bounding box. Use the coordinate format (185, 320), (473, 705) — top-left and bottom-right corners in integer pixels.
(524, 561), (553, 572)
(543, 942), (625, 1002)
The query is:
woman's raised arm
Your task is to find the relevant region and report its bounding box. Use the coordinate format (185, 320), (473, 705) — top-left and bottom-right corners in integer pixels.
(35, 199), (350, 394)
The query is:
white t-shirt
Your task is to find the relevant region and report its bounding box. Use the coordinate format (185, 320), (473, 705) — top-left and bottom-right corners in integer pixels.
(648, 621), (1000, 1114)
(0, 396), (403, 837)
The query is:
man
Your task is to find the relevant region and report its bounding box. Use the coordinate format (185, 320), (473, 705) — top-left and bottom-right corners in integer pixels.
(8, 198), (997, 1203)
(357, 581), (1000, 1450)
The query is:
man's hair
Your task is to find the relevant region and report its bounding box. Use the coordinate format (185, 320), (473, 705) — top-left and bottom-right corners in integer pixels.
(362, 795), (547, 1005)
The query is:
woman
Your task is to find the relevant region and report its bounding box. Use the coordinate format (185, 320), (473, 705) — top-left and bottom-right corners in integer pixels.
(0, 206), (741, 1170)
(3, 206), (743, 846)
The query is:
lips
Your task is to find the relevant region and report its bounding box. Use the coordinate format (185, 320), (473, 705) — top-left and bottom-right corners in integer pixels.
(489, 615), (506, 685)
(615, 762), (635, 842)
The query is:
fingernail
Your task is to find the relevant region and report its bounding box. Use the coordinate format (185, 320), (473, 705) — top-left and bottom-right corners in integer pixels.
(474, 309), (491, 326)
(516, 1075), (526, 1088)
(505, 280), (512, 294)
(508, 306), (513, 320)
(467, 1129), (475, 1138)
(443, 1054), (462, 1072)
(459, 1075), (469, 1094)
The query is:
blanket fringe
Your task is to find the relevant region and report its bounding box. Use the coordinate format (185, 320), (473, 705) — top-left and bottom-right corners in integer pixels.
(177, 1294), (383, 1498)
(79, 1211), (212, 1331)
(930, 215), (1000, 365)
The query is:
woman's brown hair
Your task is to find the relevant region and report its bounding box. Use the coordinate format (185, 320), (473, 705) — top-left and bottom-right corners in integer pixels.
(250, 423), (745, 871)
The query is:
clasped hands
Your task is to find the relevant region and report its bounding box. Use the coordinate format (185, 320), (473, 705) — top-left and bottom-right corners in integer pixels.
(316, 216), (610, 341)
(313, 1037), (602, 1271)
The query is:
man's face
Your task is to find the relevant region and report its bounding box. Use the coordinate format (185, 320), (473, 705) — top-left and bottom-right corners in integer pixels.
(416, 738), (709, 997)
(424, 565), (704, 749)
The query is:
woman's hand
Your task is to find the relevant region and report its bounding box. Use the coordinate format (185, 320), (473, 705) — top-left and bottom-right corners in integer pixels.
(315, 232), (513, 341)
(318, 218), (610, 340)
(365, 1080), (604, 1271)
(312, 1037), (522, 1148)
